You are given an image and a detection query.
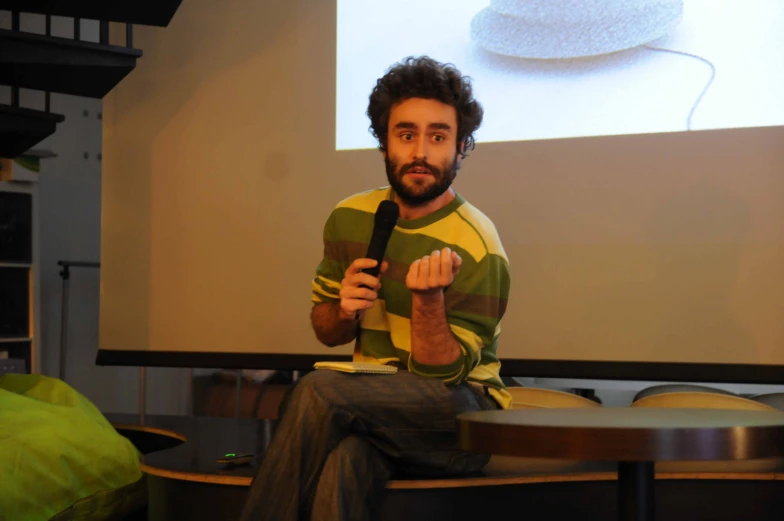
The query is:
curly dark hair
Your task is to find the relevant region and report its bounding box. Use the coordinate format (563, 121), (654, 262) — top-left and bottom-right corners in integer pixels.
(367, 56), (483, 158)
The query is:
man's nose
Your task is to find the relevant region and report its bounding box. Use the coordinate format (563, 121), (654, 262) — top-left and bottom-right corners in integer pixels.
(413, 135), (427, 160)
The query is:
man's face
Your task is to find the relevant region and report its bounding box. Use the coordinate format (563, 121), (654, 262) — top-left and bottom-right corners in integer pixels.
(384, 98), (461, 206)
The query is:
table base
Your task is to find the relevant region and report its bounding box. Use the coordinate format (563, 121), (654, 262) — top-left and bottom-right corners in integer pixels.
(618, 461), (654, 521)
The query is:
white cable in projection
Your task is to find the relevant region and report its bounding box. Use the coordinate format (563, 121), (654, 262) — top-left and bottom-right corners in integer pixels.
(471, 0), (716, 130)
(643, 45), (716, 130)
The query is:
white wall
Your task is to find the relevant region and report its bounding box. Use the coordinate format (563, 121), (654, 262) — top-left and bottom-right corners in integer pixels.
(0, 11), (191, 414)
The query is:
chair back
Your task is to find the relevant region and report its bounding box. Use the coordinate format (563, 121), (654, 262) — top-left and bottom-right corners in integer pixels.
(631, 391), (778, 412)
(631, 391), (784, 472)
(633, 383), (734, 402)
(507, 387), (601, 409)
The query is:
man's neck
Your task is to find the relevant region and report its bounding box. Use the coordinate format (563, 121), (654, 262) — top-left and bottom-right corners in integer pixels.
(395, 188), (456, 220)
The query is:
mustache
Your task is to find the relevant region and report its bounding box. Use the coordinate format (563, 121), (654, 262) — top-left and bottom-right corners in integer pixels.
(401, 160), (441, 176)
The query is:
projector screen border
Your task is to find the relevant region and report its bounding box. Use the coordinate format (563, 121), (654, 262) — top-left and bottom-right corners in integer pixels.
(94, 350), (784, 384)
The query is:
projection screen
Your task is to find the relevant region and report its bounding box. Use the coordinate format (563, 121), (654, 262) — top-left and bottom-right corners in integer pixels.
(97, 0), (784, 382)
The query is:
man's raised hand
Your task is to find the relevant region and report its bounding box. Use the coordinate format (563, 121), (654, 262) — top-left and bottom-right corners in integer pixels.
(405, 247), (462, 295)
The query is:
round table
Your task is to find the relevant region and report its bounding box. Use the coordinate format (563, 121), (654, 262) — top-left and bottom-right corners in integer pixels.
(458, 408), (784, 521)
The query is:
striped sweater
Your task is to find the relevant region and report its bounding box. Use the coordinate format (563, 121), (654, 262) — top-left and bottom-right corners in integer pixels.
(311, 187), (512, 409)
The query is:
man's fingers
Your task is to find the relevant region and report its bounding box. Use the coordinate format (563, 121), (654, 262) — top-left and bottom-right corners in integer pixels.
(428, 251), (441, 287)
(340, 258), (388, 318)
(440, 248), (453, 285)
(352, 298), (376, 310)
(351, 273), (382, 289)
(380, 261), (389, 274)
(419, 255), (431, 287)
(346, 258), (379, 275)
(406, 259), (420, 287)
(343, 282), (380, 299)
(340, 296), (376, 319)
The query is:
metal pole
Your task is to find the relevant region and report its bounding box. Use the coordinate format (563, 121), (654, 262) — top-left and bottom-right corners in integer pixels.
(126, 23), (133, 47)
(139, 367), (146, 425)
(45, 16), (51, 113)
(8, 11), (19, 107)
(235, 370), (242, 418)
(187, 368), (193, 416)
(99, 21), (109, 44)
(58, 265), (70, 381)
(618, 461), (655, 521)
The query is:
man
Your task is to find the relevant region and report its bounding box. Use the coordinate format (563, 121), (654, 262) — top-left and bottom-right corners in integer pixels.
(240, 56), (511, 521)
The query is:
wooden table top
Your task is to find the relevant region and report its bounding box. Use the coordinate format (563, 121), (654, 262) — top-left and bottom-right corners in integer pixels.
(108, 412), (784, 489)
(108, 413), (276, 484)
(458, 408), (784, 462)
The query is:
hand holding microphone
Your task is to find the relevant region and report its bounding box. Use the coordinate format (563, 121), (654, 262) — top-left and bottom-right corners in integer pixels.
(338, 200), (399, 321)
(338, 258), (388, 321)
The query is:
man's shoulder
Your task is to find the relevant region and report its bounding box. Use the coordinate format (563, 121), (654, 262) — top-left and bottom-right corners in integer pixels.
(322, 187), (390, 242)
(334, 186), (391, 214)
(455, 198), (508, 262)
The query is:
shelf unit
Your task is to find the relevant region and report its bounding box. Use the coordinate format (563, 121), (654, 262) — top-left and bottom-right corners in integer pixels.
(0, 104), (65, 159)
(0, 181), (39, 373)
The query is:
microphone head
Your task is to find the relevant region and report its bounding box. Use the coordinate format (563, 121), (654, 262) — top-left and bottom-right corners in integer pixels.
(374, 200), (399, 230)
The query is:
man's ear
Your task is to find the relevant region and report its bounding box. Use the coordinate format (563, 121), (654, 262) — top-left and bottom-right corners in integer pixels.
(456, 140), (468, 166)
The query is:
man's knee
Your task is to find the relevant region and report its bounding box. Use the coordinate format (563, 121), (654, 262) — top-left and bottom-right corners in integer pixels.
(281, 370), (343, 418)
(331, 435), (369, 463)
(328, 436), (389, 479)
(294, 369), (342, 397)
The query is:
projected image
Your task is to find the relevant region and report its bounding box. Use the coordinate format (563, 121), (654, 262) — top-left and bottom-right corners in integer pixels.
(336, 0), (784, 149)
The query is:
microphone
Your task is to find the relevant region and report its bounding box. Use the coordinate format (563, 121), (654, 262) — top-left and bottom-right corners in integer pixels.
(363, 200), (399, 279)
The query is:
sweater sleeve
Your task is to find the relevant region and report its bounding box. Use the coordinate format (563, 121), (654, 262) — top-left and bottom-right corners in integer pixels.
(311, 211), (343, 306)
(408, 252), (511, 385)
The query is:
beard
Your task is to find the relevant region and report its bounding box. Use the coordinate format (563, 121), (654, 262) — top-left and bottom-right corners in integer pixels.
(384, 154), (458, 206)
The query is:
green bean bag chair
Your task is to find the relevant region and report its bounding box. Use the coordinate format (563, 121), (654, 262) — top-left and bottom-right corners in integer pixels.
(0, 373), (145, 520)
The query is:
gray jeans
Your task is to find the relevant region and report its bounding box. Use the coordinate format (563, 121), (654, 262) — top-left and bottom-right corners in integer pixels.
(238, 368), (498, 521)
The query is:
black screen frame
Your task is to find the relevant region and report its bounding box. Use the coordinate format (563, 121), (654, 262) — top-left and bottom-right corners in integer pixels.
(95, 350), (784, 384)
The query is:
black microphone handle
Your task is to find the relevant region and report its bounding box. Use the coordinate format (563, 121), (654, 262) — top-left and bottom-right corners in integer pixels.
(363, 228), (394, 278)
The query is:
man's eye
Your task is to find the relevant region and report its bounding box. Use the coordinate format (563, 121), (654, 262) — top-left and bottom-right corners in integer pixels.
(401, 133), (413, 141)
(432, 135), (444, 142)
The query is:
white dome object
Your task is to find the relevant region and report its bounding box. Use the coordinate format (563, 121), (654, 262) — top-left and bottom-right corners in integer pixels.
(471, 0), (684, 59)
